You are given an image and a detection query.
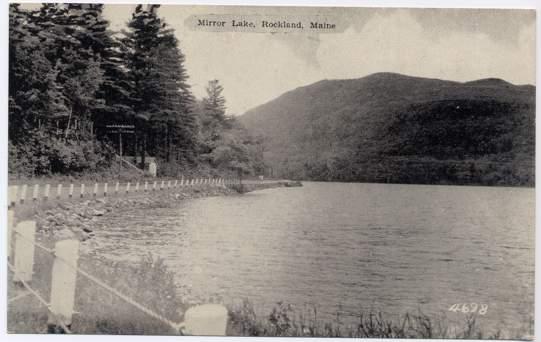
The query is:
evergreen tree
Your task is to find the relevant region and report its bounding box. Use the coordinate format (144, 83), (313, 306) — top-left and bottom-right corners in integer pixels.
(123, 4), (197, 169)
(199, 79), (231, 153)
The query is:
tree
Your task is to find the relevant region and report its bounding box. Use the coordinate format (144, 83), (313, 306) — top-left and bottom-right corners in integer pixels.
(123, 4), (197, 170)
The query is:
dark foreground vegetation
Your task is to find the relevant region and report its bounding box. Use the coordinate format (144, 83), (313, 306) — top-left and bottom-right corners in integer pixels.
(9, 4), (265, 179)
(241, 73), (535, 186)
(9, 253), (529, 338)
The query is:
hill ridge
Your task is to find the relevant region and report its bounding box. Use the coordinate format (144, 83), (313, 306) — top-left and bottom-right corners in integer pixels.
(239, 73), (534, 186)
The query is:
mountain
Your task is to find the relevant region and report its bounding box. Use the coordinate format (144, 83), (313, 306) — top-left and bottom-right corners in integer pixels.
(239, 73), (535, 186)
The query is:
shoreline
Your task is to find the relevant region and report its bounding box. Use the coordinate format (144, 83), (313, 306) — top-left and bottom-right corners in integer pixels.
(12, 181), (302, 247)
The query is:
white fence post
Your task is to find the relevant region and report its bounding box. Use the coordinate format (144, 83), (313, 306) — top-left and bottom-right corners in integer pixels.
(126, 182), (131, 194)
(9, 186), (18, 207)
(13, 221), (36, 283)
(153, 181), (157, 191)
(56, 184), (63, 200)
(80, 184), (85, 199)
(144, 181), (148, 192)
(181, 176), (184, 186)
(174, 180), (178, 188)
(32, 184), (39, 202)
(7, 210), (14, 260)
(44, 184), (50, 201)
(135, 182), (140, 192)
(20, 184), (27, 205)
(115, 182), (119, 195)
(161, 181), (165, 190)
(69, 184), (74, 199)
(167, 180), (171, 189)
(104, 183), (108, 197)
(93, 183), (98, 198)
(181, 304), (228, 336)
(48, 239), (80, 332)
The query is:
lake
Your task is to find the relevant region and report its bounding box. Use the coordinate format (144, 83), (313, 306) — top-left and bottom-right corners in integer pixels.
(88, 182), (534, 335)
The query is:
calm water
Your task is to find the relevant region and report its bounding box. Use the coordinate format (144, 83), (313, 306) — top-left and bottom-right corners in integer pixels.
(88, 182), (534, 335)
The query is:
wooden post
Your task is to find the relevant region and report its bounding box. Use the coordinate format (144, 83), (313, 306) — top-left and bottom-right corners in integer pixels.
(181, 304), (228, 336)
(174, 180), (178, 188)
(93, 183), (98, 197)
(13, 221), (36, 283)
(115, 182), (119, 195)
(69, 184), (74, 199)
(9, 186), (18, 207)
(104, 183), (108, 197)
(167, 180), (171, 189)
(80, 184), (85, 199)
(126, 182), (131, 194)
(32, 184), (39, 202)
(153, 181), (157, 191)
(56, 184), (63, 200)
(44, 184), (50, 201)
(135, 182), (140, 192)
(181, 176), (184, 186)
(48, 239), (80, 333)
(144, 181), (148, 192)
(7, 210), (14, 260)
(20, 184), (27, 205)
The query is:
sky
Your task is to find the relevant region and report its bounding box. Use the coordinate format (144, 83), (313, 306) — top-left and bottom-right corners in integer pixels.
(21, 3), (537, 115)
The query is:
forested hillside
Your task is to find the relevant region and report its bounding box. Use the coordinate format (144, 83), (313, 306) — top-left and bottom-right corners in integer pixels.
(8, 4), (264, 178)
(240, 73), (535, 186)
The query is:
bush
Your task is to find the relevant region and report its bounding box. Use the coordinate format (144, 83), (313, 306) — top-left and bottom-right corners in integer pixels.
(9, 130), (115, 177)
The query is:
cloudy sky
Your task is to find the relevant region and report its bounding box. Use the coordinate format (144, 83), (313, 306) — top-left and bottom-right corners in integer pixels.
(23, 3), (536, 114)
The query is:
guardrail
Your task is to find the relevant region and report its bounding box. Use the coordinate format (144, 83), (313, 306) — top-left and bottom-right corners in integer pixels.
(7, 177), (238, 208)
(7, 210), (228, 335)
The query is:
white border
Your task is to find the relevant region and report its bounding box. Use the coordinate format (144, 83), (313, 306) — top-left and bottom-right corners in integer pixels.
(1, 1), (539, 342)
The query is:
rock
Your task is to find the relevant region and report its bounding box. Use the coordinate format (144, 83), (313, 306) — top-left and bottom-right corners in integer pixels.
(92, 209), (105, 216)
(56, 228), (76, 240)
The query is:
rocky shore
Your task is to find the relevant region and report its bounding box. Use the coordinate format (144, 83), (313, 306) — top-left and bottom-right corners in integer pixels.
(15, 181), (302, 247)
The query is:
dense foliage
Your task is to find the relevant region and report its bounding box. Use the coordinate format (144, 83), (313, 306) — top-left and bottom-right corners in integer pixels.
(8, 4), (264, 178)
(240, 73), (535, 186)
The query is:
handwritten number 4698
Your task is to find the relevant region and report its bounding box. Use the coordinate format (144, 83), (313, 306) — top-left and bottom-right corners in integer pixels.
(448, 303), (488, 315)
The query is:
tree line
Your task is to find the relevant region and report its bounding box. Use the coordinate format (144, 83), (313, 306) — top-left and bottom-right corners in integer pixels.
(9, 3), (265, 178)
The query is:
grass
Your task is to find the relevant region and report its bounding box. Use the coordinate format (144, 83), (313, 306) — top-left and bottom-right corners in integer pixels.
(227, 300), (512, 339)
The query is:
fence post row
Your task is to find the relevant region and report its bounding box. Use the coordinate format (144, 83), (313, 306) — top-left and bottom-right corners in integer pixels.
(7, 212), (229, 336)
(9, 177), (240, 206)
